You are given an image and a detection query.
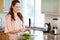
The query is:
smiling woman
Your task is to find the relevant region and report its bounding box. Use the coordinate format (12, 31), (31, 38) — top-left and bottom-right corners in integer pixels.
(5, 0), (30, 40)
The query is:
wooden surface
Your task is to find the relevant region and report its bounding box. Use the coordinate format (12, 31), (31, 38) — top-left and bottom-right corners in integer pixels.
(0, 32), (9, 40)
(0, 0), (4, 12)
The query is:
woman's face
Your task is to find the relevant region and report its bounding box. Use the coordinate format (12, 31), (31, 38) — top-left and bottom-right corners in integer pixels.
(12, 3), (21, 13)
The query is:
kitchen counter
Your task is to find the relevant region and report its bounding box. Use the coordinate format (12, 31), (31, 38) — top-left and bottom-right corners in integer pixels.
(0, 26), (44, 40)
(44, 33), (60, 40)
(25, 26), (44, 40)
(30, 28), (44, 40)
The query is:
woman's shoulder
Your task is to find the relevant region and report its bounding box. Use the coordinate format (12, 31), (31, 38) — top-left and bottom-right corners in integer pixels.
(6, 14), (11, 17)
(6, 14), (11, 18)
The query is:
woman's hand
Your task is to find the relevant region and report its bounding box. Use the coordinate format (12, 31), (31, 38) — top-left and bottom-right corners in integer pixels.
(25, 28), (31, 31)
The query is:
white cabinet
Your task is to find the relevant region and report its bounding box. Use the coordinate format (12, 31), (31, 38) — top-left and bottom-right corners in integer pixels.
(42, 0), (58, 14)
(4, 0), (12, 12)
(58, 0), (60, 15)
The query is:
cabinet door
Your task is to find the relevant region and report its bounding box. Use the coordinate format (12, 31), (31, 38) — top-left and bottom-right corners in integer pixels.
(4, 0), (12, 12)
(42, 0), (58, 13)
(58, 0), (60, 15)
(0, 0), (4, 12)
(0, 33), (9, 40)
(1, 33), (9, 40)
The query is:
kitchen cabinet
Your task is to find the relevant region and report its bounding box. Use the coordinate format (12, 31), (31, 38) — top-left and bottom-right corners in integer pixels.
(42, 0), (58, 14)
(4, 0), (12, 12)
(0, 0), (4, 12)
(0, 0), (12, 12)
(58, 0), (60, 15)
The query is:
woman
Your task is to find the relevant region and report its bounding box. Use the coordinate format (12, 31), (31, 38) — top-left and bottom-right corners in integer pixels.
(5, 0), (30, 40)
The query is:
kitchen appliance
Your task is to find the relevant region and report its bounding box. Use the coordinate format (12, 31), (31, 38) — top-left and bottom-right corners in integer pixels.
(52, 18), (58, 34)
(53, 23), (58, 34)
(44, 23), (51, 33)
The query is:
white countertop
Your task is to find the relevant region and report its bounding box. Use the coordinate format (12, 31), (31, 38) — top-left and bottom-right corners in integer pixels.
(30, 30), (44, 40)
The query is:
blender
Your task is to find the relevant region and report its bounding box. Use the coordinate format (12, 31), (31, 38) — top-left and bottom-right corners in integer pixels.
(53, 18), (58, 34)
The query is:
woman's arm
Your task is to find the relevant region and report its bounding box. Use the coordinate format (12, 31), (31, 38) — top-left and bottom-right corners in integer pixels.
(7, 27), (31, 34)
(22, 28), (31, 32)
(6, 29), (22, 34)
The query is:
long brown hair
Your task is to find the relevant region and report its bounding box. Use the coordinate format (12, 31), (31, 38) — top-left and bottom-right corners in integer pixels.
(8, 0), (23, 22)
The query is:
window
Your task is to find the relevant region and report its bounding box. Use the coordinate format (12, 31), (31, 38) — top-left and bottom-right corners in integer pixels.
(20, 0), (35, 26)
(20, 0), (44, 40)
(20, 0), (45, 27)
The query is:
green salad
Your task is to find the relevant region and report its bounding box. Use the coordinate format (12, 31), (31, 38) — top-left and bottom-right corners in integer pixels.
(20, 33), (33, 40)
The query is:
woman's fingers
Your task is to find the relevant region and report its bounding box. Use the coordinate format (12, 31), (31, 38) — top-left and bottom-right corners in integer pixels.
(26, 28), (31, 31)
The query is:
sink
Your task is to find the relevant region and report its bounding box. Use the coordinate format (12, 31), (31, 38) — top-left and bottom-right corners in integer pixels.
(26, 27), (44, 31)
